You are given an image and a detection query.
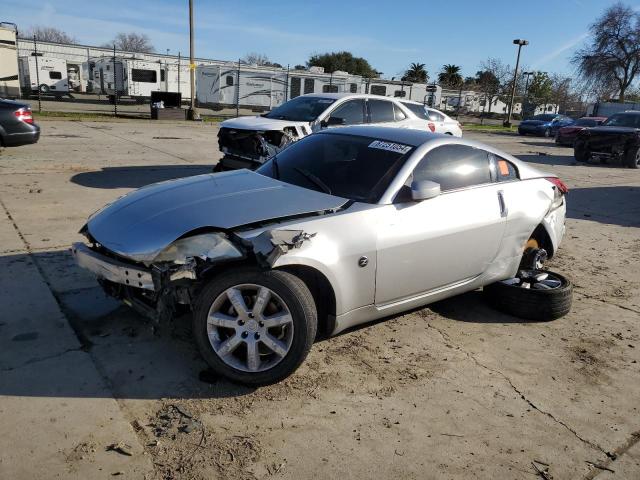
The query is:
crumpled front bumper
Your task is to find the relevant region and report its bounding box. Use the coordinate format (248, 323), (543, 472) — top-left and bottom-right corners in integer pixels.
(71, 242), (155, 291)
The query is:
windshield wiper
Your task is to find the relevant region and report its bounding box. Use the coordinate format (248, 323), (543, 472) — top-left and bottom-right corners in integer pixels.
(293, 167), (332, 194)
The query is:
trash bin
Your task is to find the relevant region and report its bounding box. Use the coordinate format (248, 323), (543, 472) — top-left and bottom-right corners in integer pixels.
(150, 91), (186, 120)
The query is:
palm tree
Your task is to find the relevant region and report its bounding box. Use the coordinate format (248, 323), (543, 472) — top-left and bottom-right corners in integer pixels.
(402, 62), (428, 83)
(438, 64), (463, 89)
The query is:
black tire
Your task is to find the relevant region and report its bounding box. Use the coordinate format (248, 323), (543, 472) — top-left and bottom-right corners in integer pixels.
(483, 270), (572, 321)
(624, 146), (640, 169)
(544, 128), (552, 138)
(192, 267), (317, 386)
(39, 84), (50, 94)
(574, 141), (590, 162)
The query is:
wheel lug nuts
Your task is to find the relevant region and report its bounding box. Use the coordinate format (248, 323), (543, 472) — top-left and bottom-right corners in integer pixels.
(254, 332), (260, 339)
(258, 321), (264, 328)
(248, 313), (254, 318)
(241, 332), (248, 338)
(238, 320), (244, 326)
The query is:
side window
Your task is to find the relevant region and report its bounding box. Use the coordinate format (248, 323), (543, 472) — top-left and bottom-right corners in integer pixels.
(427, 110), (444, 122)
(370, 85), (386, 96)
(304, 78), (314, 94)
(290, 77), (301, 98)
(350, 83), (358, 93)
(368, 99), (395, 123)
(49, 71), (62, 80)
(322, 84), (339, 93)
(226, 75), (234, 87)
(393, 104), (407, 121)
(394, 90), (406, 97)
(160, 69), (166, 82)
(329, 99), (365, 125)
(413, 145), (492, 191)
(493, 155), (519, 181)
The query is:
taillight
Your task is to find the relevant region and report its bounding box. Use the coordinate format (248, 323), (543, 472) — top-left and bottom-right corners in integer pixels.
(14, 108), (34, 124)
(546, 177), (569, 194)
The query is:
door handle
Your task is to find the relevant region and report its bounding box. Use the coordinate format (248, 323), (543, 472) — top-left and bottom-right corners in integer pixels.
(497, 190), (508, 217)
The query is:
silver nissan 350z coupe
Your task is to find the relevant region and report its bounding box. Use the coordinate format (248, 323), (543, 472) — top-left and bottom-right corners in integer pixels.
(73, 126), (571, 385)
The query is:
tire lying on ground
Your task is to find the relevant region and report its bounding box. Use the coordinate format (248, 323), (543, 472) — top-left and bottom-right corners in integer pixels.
(483, 270), (572, 321)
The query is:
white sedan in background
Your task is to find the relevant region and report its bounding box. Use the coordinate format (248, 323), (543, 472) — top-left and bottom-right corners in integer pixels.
(217, 93), (462, 170)
(399, 100), (463, 137)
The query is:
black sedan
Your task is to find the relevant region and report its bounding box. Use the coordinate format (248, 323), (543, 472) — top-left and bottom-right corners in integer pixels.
(574, 111), (640, 168)
(0, 98), (40, 147)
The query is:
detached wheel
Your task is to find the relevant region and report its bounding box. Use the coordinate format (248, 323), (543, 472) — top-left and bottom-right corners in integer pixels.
(625, 146), (640, 169)
(574, 141), (590, 162)
(193, 267), (317, 386)
(483, 270), (572, 321)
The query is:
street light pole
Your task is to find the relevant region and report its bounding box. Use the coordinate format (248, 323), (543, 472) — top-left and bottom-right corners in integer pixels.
(504, 39), (528, 127)
(522, 71), (534, 118)
(187, 0), (199, 120)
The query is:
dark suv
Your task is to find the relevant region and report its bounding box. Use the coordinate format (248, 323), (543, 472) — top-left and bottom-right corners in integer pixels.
(574, 111), (640, 169)
(0, 98), (40, 147)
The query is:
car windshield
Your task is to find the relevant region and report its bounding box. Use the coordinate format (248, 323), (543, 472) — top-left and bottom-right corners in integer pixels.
(401, 102), (429, 120)
(262, 96), (336, 122)
(602, 113), (640, 128)
(575, 118), (598, 127)
(257, 133), (414, 203)
(530, 114), (557, 121)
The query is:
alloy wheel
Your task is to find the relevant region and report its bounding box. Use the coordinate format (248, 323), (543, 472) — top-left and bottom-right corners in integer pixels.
(500, 270), (563, 290)
(206, 283), (294, 372)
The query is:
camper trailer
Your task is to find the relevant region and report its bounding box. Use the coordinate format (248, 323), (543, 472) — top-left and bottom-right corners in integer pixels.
(0, 23), (20, 98)
(93, 57), (161, 102)
(196, 64), (363, 111)
(366, 79), (441, 106)
(18, 56), (70, 96)
(162, 63), (191, 100)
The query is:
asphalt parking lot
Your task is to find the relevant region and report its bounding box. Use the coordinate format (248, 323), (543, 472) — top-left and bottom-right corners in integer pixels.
(1, 119), (639, 480)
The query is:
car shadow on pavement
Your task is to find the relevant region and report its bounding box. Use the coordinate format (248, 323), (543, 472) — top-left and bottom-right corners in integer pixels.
(428, 291), (529, 324)
(1, 249), (257, 400)
(566, 186), (640, 228)
(70, 165), (214, 189)
(520, 140), (560, 148)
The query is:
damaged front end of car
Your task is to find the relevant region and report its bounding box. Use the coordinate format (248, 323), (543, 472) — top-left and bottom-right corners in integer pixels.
(217, 126), (301, 168)
(72, 228), (316, 323)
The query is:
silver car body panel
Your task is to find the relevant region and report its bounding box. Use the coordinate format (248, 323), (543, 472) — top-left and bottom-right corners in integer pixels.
(85, 169), (348, 263)
(80, 126), (566, 335)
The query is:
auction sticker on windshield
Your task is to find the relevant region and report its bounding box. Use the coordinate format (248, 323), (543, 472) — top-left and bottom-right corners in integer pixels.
(368, 140), (412, 154)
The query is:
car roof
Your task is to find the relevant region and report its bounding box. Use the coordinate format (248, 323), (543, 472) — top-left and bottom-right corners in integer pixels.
(318, 125), (438, 146)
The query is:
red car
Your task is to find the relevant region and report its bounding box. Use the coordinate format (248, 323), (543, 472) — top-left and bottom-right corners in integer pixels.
(555, 117), (607, 146)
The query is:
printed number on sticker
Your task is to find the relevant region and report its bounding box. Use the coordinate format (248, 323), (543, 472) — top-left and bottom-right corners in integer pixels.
(368, 140), (412, 154)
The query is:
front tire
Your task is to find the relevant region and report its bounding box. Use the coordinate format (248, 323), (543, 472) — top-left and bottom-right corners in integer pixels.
(483, 270), (572, 321)
(544, 128), (552, 138)
(625, 146), (640, 169)
(574, 141), (590, 162)
(193, 267), (317, 386)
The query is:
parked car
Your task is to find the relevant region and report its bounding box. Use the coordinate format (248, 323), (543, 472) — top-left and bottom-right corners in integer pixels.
(0, 98), (40, 147)
(518, 114), (573, 137)
(555, 117), (606, 146)
(73, 126), (570, 385)
(399, 101), (463, 137)
(216, 93), (459, 171)
(574, 111), (640, 168)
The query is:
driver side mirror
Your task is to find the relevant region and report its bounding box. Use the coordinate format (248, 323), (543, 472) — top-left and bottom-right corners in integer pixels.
(411, 180), (440, 201)
(321, 116), (346, 128)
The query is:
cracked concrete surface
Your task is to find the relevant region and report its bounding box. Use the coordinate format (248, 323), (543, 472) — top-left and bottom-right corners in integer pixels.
(0, 119), (638, 479)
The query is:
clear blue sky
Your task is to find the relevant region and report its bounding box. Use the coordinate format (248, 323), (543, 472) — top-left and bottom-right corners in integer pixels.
(3, 0), (638, 79)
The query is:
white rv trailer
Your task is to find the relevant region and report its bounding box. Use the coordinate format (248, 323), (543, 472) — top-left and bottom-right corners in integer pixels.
(196, 64), (363, 111)
(366, 79), (442, 106)
(162, 63), (191, 100)
(18, 56), (70, 96)
(93, 57), (161, 102)
(0, 23), (20, 98)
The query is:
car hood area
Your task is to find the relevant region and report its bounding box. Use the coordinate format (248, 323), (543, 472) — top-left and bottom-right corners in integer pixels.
(84, 170), (348, 263)
(220, 115), (310, 131)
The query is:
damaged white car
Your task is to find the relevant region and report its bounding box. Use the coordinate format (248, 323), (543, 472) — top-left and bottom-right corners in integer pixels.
(73, 126), (571, 385)
(216, 93), (440, 171)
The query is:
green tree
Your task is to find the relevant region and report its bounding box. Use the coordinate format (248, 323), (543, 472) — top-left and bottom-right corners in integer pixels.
(526, 72), (554, 113)
(308, 51), (377, 77)
(402, 62), (428, 83)
(438, 64), (463, 89)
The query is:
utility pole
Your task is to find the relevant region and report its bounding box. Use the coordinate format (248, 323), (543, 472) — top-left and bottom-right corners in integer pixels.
(32, 35), (41, 113)
(187, 0), (199, 120)
(504, 39), (528, 127)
